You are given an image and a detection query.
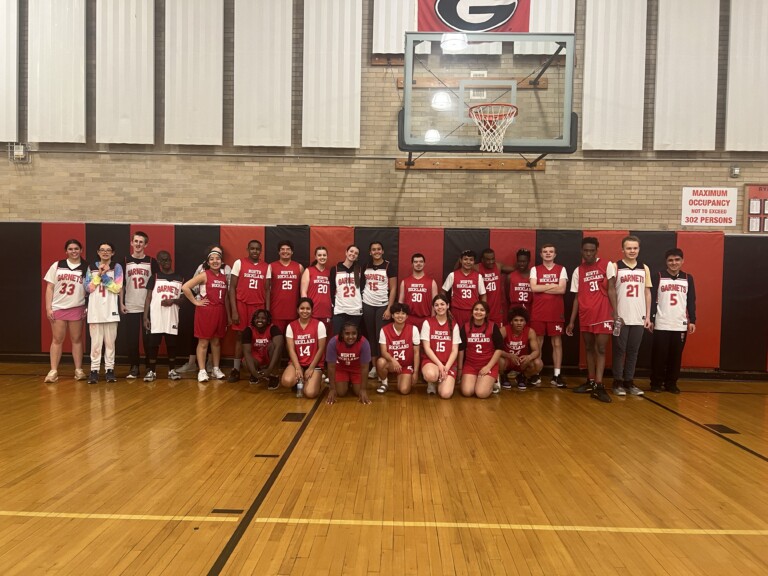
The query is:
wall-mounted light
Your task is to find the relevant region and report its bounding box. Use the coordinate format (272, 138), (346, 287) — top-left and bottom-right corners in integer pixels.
(729, 165), (740, 178)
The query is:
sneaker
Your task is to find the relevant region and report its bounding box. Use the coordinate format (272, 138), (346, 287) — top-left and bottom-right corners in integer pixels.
(625, 382), (644, 396)
(550, 374), (566, 388)
(44, 369), (58, 383)
(612, 384), (627, 396)
(87, 370), (99, 384)
(591, 384), (612, 403)
(667, 384), (681, 394)
(573, 379), (596, 394)
(105, 369), (117, 383)
(426, 382), (437, 395)
(267, 375), (280, 390)
(527, 374), (542, 387)
(227, 368), (240, 383)
(168, 369), (182, 381)
(516, 374), (527, 391)
(492, 380), (501, 394)
(368, 366), (377, 379)
(143, 370), (156, 382)
(198, 370), (210, 382)
(211, 367), (226, 380)
(176, 361), (197, 374)
(500, 379), (513, 390)
(126, 365), (139, 379)
(376, 380), (389, 394)
(74, 368), (86, 381)
(650, 383), (664, 393)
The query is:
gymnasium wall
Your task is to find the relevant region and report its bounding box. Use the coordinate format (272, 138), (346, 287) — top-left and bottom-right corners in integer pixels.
(7, 222), (768, 374)
(1, 0), (767, 229)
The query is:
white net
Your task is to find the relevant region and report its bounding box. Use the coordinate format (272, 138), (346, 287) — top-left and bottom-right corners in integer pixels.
(468, 104), (518, 153)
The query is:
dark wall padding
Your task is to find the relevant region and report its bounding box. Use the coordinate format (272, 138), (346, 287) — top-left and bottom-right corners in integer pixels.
(265, 225), (310, 268)
(442, 228), (490, 280)
(720, 236), (768, 371)
(4, 223), (41, 353)
(354, 227), (400, 273)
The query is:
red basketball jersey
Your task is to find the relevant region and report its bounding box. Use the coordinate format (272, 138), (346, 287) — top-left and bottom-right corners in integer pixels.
(422, 317), (457, 365)
(287, 318), (325, 369)
(235, 259), (269, 307)
(480, 264), (504, 323)
(306, 266), (332, 319)
(401, 275), (433, 318)
(508, 269), (532, 310)
(248, 324), (276, 365)
(270, 261), (302, 320)
(200, 269), (228, 306)
(462, 321), (496, 369)
(334, 336), (367, 368)
(450, 270), (482, 311)
(502, 324), (531, 357)
(381, 322), (417, 368)
(571, 258), (613, 327)
(531, 264), (566, 322)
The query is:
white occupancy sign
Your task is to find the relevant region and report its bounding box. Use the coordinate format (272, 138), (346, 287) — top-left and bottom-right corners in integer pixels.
(681, 187), (737, 226)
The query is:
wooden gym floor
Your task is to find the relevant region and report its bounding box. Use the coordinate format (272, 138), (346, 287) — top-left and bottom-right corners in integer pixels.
(1, 363), (767, 575)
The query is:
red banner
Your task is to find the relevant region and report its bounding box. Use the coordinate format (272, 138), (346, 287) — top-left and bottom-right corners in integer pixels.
(418, 0), (530, 33)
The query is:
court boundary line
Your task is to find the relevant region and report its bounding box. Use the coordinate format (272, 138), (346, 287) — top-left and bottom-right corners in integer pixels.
(250, 516), (768, 536)
(207, 393), (325, 576)
(0, 510), (238, 523)
(644, 396), (768, 463)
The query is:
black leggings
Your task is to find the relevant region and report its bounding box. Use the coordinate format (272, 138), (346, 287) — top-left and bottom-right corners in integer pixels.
(147, 333), (178, 371)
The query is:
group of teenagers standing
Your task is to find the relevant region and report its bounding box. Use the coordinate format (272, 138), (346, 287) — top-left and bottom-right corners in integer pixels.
(44, 233), (696, 405)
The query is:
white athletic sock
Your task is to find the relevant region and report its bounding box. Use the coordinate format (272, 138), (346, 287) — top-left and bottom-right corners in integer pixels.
(554, 368), (561, 376)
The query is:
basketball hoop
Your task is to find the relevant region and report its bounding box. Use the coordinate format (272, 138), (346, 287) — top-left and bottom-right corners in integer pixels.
(468, 103), (518, 153)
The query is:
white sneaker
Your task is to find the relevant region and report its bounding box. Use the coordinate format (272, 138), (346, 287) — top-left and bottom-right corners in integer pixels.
(368, 366), (377, 379)
(44, 369), (58, 383)
(143, 370), (156, 382)
(211, 367), (226, 379)
(74, 368), (86, 381)
(198, 370), (210, 382)
(426, 382), (437, 395)
(626, 384), (645, 396)
(168, 369), (182, 381)
(492, 380), (501, 394)
(176, 361), (197, 373)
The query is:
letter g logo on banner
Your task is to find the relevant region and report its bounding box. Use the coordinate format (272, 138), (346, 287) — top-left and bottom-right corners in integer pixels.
(436, 0), (519, 32)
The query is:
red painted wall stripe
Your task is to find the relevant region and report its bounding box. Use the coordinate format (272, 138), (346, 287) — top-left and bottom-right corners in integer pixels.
(676, 231), (724, 369)
(310, 226), (355, 267)
(398, 228), (444, 287)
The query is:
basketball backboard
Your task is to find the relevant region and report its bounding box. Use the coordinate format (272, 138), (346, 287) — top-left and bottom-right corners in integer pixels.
(398, 32), (577, 154)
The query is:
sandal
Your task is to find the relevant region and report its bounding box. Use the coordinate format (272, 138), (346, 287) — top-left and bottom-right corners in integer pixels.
(376, 381), (389, 394)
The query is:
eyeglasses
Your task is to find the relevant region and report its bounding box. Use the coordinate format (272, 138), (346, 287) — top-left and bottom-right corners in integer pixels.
(98, 248), (113, 253)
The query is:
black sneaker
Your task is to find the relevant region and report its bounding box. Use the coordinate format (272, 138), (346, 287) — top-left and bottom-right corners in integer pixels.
(516, 374), (527, 391)
(551, 374), (567, 388)
(268, 376), (280, 390)
(573, 379), (596, 394)
(228, 368), (240, 383)
(105, 369), (117, 383)
(500, 375), (512, 390)
(591, 384), (612, 403)
(87, 370), (99, 384)
(667, 384), (681, 394)
(126, 365), (139, 379)
(650, 383), (664, 393)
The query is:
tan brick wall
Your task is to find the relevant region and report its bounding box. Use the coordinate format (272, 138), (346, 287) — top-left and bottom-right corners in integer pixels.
(2, 0), (766, 231)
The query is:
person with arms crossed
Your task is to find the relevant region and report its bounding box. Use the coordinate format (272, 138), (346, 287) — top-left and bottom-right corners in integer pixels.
(142, 250), (184, 382)
(441, 249), (486, 328)
(269, 240), (304, 333)
(325, 322), (372, 405)
(421, 294), (461, 399)
(375, 302), (421, 395)
(181, 248), (231, 383)
(43, 239), (89, 383)
(529, 244), (568, 388)
(399, 253), (438, 329)
(478, 248), (506, 325)
(508, 249), (533, 313)
(649, 248), (696, 394)
(566, 237), (617, 403)
(612, 236), (651, 396)
(241, 309), (284, 390)
(227, 239), (270, 383)
(120, 231), (159, 380)
(86, 242), (124, 384)
(499, 306), (543, 391)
